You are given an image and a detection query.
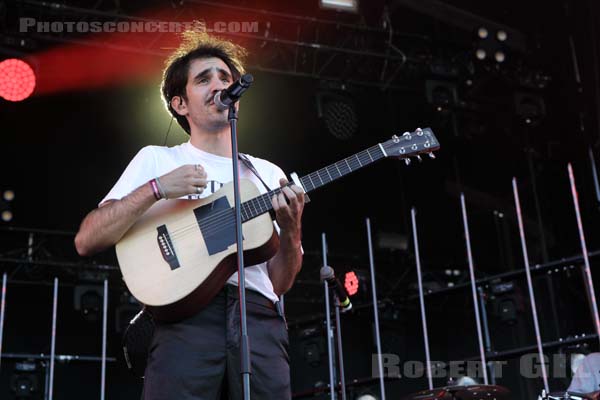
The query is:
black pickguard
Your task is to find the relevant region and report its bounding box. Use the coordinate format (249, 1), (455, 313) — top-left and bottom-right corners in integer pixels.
(194, 196), (241, 255)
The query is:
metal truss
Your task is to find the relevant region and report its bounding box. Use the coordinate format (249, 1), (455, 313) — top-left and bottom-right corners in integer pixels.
(3, 0), (447, 90)
(0, 226), (119, 285)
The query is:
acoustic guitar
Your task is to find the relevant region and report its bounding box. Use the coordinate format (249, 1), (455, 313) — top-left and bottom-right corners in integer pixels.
(116, 127), (440, 322)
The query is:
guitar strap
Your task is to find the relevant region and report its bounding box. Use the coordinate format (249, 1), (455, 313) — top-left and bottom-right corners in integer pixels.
(238, 153), (287, 318)
(238, 153), (272, 192)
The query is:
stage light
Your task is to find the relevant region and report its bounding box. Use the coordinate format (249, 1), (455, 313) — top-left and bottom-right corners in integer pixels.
(477, 27), (489, 39)
(74, 286), (104, 322)
(496, 30), (508, 42)
(495, 51), (506, 63)
(475, 49), (487, 60)
(1, 190), (14, 222)
(0, 58), (36, 102)
(320, 0), (359, 13)
(515, 92), (546, 126)
(3, 190), (15, 201)
(2, 211), (13, 222)
(344, 271), (359, 296)
(426, 80), (458, 111)
(316, 89), (358, 140)
(10, 361), (39, 399)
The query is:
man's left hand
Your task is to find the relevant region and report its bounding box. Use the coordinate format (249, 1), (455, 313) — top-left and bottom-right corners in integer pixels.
(271, 178), (305, 241)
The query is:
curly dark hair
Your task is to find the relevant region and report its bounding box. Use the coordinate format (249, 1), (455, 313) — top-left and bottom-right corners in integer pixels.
(161, 31), (247, 134)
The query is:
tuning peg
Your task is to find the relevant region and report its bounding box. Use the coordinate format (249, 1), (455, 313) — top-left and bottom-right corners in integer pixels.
(416, 155), (422, 162)
(416, 127), (424, 136)
(428, 152), (436, 159)
(404, 158), (411, 165)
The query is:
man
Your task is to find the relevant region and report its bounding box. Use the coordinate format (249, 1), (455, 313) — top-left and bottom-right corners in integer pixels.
(75, 31), (304, 399)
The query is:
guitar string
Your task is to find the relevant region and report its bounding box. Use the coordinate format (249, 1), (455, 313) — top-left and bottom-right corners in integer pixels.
(164, 140), (434, 243)
(159, 137), (430, 242)
(167, 144), (402, 241)
(166, 150), (379, 240)
(159, 181), (287, 238)
(165, 148), (387, 241)
(168, 187), (279, 240)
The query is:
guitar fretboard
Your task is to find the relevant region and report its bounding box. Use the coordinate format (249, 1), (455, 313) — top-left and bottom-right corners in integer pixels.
(240, 144), (385, 222)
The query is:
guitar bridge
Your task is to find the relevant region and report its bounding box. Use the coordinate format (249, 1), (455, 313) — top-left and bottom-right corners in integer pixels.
(156, 225), (180, 270)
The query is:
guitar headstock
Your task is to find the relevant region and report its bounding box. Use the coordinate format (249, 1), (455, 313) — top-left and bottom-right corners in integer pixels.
(381, 127), (440, 165)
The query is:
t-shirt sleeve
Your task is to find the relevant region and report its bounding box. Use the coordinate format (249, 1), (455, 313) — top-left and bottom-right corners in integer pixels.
(99, 146), (157, 206)
(271, 164), (287, 188)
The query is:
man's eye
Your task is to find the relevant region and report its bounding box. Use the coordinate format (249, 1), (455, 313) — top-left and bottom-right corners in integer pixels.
(222, 79), (230, 83)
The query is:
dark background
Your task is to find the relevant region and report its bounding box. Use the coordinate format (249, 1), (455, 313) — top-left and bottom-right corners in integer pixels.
(1, 0), (600, 398)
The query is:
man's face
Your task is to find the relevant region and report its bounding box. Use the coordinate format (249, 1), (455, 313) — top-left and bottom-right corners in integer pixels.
(176, 57), (234, 134)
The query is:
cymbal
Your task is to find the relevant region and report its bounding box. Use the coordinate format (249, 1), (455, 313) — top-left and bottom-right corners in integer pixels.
(545, 391), (600, 400)
(402, 385), (511, 400)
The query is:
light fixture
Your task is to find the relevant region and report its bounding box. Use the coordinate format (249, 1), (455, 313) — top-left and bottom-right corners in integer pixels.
(477, 27), (489, 39)
(0, 58), (36, 101)
(1, 189), (14, 222)
(475, 27), (508, 64)
(319, 0), (359, 12)
(515, 92), (546, 126)
(2, 210), (13, 222)
(426, 80), (458, 111)
(10, 361), (39, 399)
(316, 88), (358, 140)
(344, 271), (359, 296)
(3, 190), (15, 201)
(74, 286), (104, 322)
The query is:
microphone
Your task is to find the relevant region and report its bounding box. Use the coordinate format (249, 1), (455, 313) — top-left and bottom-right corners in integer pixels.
(213, 73), (254, 111)
(320, 265), (352, 312)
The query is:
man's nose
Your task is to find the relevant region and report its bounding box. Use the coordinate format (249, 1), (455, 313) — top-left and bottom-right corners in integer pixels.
(210, 78), (228, 93)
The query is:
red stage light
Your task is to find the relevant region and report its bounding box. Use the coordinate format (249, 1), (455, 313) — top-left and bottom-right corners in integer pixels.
(0, 59), (36, 102)
(344, 271), (359, 296)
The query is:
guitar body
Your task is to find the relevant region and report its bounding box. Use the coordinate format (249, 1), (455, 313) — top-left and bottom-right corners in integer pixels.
(116, 179), (279, 322)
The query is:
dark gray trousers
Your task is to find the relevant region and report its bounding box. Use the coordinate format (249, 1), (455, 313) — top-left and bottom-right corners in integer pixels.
(142, 285), (290, 400)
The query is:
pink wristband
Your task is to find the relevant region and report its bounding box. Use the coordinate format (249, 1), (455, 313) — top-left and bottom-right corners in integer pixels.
(149, 179), (161, 200)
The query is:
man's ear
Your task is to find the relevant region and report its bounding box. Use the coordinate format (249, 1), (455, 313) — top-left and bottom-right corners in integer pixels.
(171, 95), (188, 116)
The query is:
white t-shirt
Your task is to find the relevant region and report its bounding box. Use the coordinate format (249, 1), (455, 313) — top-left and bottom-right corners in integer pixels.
(101, 141), (287, 304)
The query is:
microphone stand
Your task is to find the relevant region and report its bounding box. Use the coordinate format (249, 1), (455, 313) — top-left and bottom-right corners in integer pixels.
(333, 296), (347, 400)
(320, 233), (337, 400)
(229, 103), (252, 400)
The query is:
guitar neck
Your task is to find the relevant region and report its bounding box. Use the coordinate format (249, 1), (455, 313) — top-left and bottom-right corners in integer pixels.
(240, 144), (385, 222)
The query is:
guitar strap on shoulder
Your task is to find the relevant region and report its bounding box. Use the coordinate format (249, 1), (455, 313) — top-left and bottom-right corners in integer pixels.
(238, 153), (272, 192)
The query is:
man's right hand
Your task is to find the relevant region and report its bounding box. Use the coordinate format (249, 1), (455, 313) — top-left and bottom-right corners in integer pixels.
(158, 164), (208, 199)
(75, 164), (208, 256)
